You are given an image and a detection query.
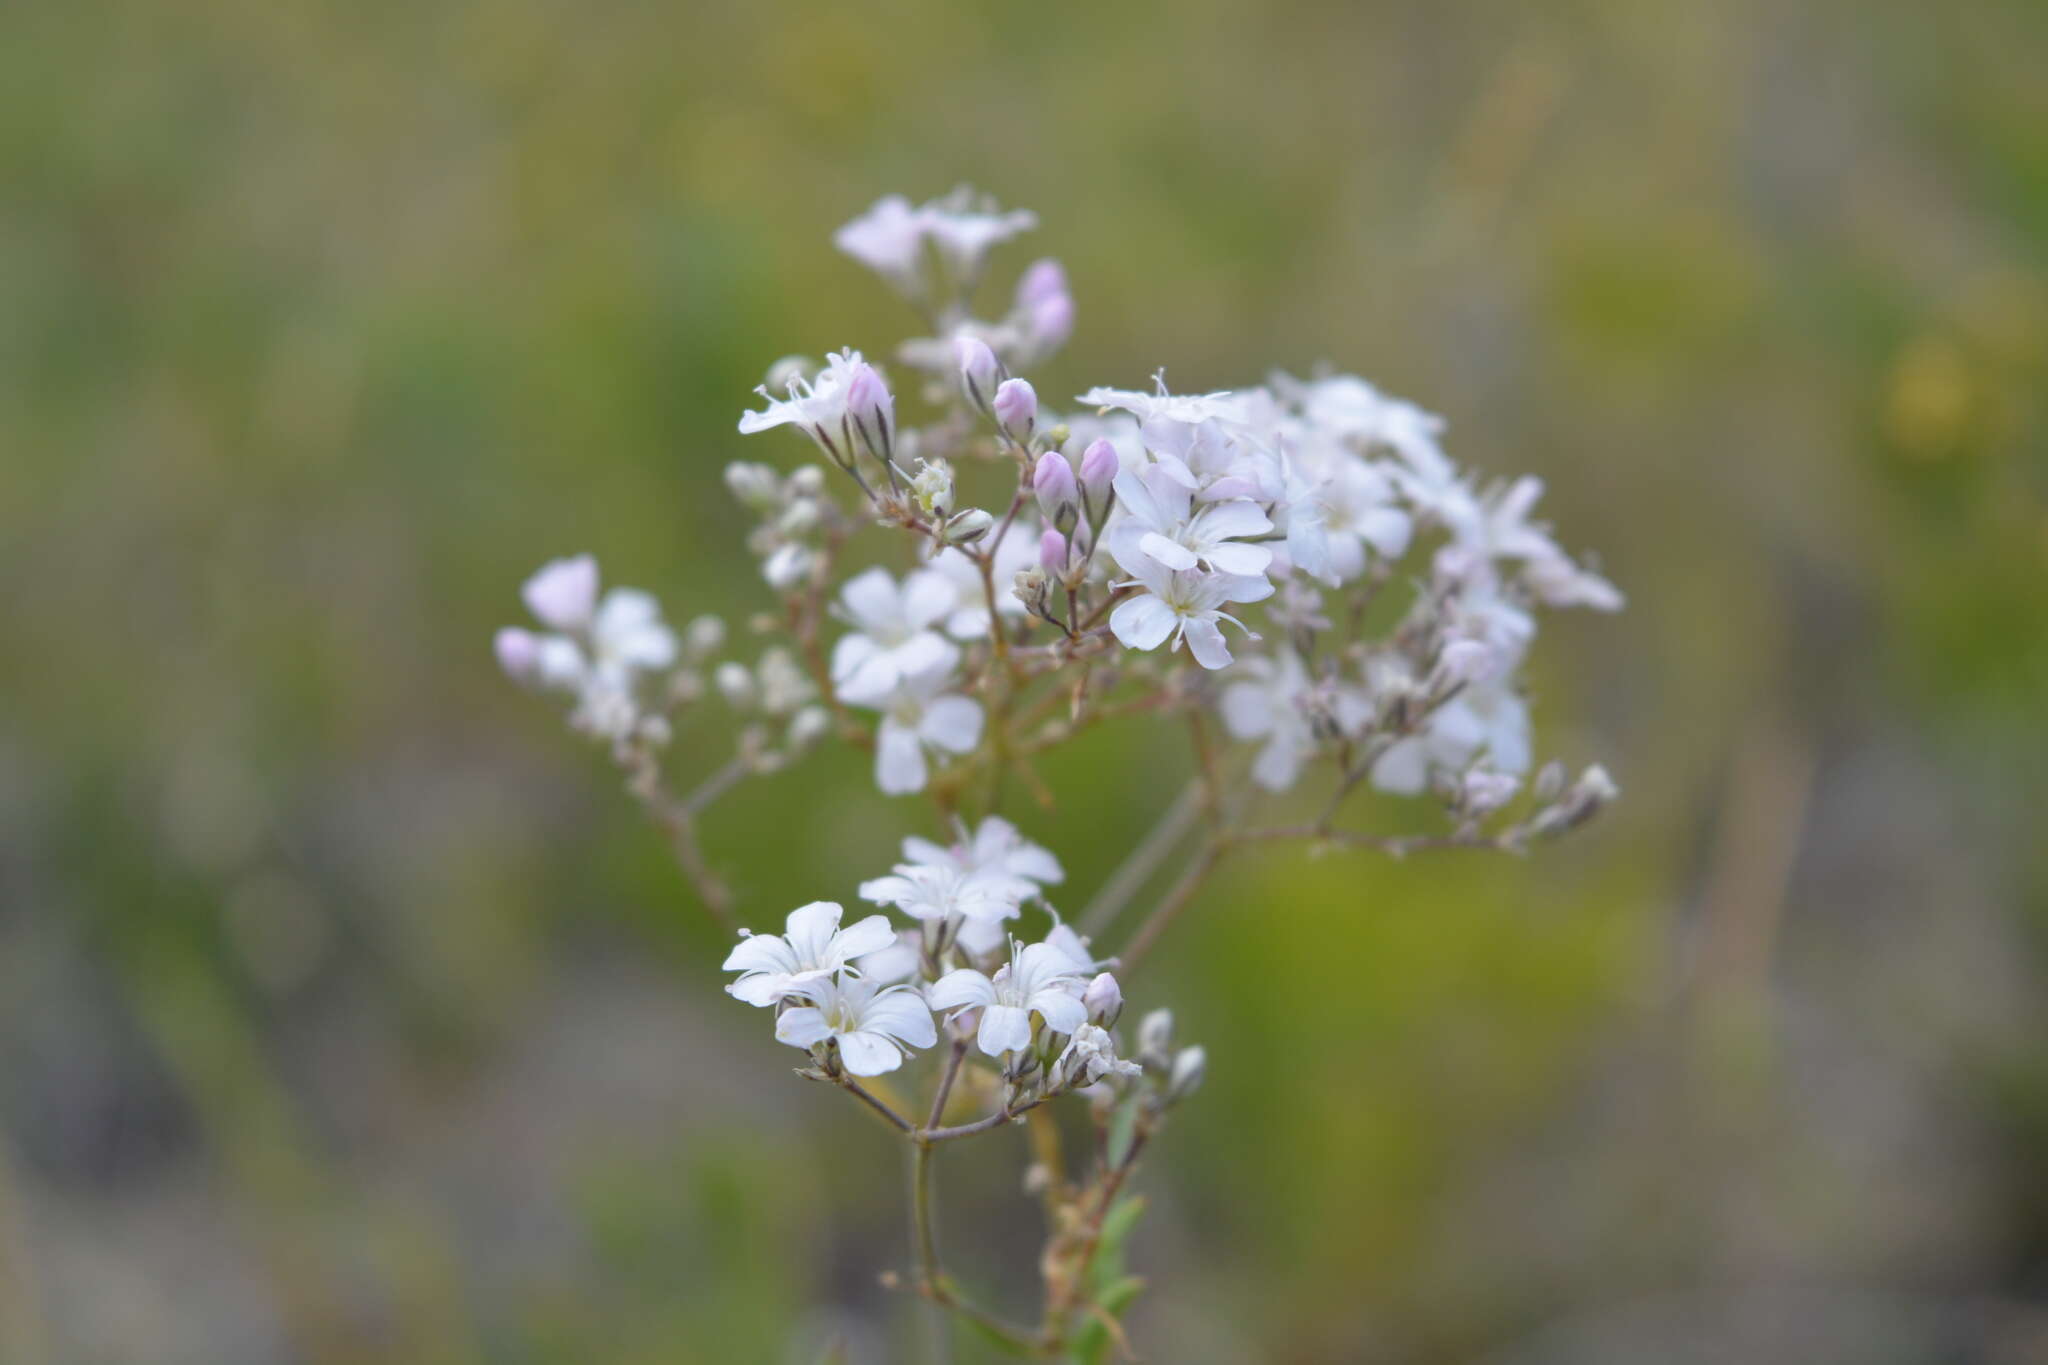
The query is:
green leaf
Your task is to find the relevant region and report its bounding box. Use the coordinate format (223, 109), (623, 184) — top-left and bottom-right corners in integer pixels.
(1066, 1276), (1146, 1365)
(1090, 1195), (1146, 1291)
(959, 1313), (1042, 1358)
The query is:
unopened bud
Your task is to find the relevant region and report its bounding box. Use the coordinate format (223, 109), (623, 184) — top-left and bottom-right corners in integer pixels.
(1033, 451), (1079, 526)
(494, 627), (541, 681)
(762, 543), (812, 590)
(1078, 438), (1119, 522)
(521, 554), (599, 631)
(843, 359), (895, 463)
(993, 378), (1037, 444)
(957, 336), (1002, 410)
(715, 662), (756, 709)
(1039, 527), (1070, 577)
(777, 498), (821, 535)
(683, 615), (726, 657)
(1137, 1008), (1174, 1070)
(787, 465), (826, 497)
(1083, 972), (1122, 1028)
(944, 507), (994, 545)
(1168, 1045), (1207, 1102)
(786, 705), (830, 751)
(725, 461), (783, 512)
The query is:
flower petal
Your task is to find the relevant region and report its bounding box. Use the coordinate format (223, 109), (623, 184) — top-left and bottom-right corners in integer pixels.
(774, 1007), (833, 1049)
(834, 914), (898, 961)
(876, 721), (928, 795)
(1182, 617), (1234, 670)
(976, 1004), (1033, 1057)
(919, 696), (983, 753)
(836, 1030), (906, 1076)
(928, 968), (996, 1013)
(1110, 595), (1176, 652)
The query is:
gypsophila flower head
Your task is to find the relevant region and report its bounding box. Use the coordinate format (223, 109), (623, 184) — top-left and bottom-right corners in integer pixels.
(1109, 557), (1273, 671)
(900, 815), (1064, 896)
(1080, 377), (1251, 429)
(835, 188), (1036, 297)
(915, 186), (1038, 278)
(928, 939), (1089, 1058)
(858, 859), (1029, 928)
(723, 901), (897, 1007)
(850, 657), (982, 796)
(738, 349), (894, 468)
(774, 973), (936, 1077)
(1107, 464), (1274, 578)
(830, 566), (959, 705)
(1218, 649), (1353, 792)
(498, 557), (680, 742)
(928, 531), (1037, 640)
(1372, 679), (1532, 796)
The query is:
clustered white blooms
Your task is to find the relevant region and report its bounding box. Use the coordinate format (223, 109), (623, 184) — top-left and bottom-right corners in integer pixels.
(498, 189), (1621, 1356)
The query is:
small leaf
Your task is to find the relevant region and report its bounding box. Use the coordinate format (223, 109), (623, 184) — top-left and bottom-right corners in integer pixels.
(1090, 1195), (1146, 1290)
(1067, 1277), (1145, 1364)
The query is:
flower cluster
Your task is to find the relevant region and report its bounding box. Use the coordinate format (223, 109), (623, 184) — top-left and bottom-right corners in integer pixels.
(498, 188), (1621, 1357)
(721, 817), (1158, 1101)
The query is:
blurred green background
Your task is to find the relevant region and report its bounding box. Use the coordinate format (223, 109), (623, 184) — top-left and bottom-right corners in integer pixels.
(5, 0), (2048, 1360)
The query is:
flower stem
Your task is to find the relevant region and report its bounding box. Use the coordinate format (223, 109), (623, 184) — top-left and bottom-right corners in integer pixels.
(836, 1076), (913, 1134)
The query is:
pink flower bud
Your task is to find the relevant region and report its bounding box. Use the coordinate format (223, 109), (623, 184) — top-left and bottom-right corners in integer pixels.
(1016, 260), (1074, 351)
(1078, 438), (1119, 504)
(1032, 451), (1078, 523)
(992, 377), (1037, 442)
(521, 554), (598, 630)
(1038, 527), (1069, 576)
(843, 359), (894, 460)
(1030, 292), (1075, 351)
(956, 336), (1000, 407)
(495, 627), (541, 680)
(1015, 258), (1068, 310)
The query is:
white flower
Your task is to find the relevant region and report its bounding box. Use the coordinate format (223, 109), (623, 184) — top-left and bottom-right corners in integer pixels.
(738, 349), (889, 464)
(1296, 454), (1412, 586)
(899, 816), (1064, 894)
(928, 941), (1089, 1057)
(916, 186), (1037, 277)
(834, 189), (1036, 293)
(1139, 416), (1279, 504)
(522, 554), (599, 630)
(1078, 381), (1250, 427)
(1106, 465), (1273, 578)
(833, 194), (928, 292)
(927, 531), (1037, 640)
(858, 862), (1028, 926)
(500, 558), (679, 741)
(1523, 549), (1625, 612)
(1043, 923), (1112, 974)
(849, 659), (983, 795)
(774, 974), (936, 1077)
(1220, 651), (1320, 791)
(1371, 681), (1532, 795)
(723, 901), (897, 1007)
(1109, 558), (1273, 670)
(853, 928), (924, 986)
(1056, 1024), (1142, 1087)
(830, 566), (959, 705)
